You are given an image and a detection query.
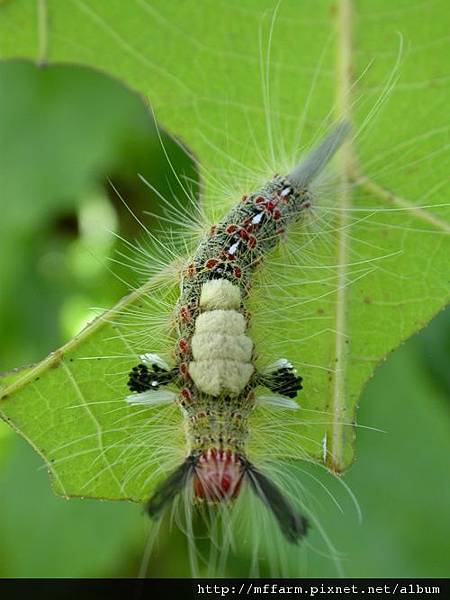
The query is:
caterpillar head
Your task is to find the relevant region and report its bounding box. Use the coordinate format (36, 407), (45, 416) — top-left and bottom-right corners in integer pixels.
(192, 448), (243, 501)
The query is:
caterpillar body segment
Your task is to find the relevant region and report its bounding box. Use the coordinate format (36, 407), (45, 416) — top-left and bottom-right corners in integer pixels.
(189, 280), (254, 396)
(126, 123), (350, 543)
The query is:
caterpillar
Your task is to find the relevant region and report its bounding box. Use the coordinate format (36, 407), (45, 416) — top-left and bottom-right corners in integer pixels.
(125, 122), (350, 545)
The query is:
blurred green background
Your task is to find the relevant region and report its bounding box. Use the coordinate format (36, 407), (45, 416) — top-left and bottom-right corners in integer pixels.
(0, 60), (448, 578)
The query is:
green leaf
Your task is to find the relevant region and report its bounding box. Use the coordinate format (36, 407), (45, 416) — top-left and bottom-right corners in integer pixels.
(0, 437), (143, 577)
(0, 0), (448, 503)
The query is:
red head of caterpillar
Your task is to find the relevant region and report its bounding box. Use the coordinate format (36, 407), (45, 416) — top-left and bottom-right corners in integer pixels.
(125, 122), (350, 543)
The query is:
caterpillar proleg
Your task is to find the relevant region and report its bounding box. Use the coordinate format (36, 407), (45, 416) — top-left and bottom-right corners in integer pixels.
(126, 123), (349, 545)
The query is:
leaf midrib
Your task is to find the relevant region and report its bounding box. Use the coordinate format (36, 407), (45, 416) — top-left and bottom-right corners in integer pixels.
(324, 0), (354, 472)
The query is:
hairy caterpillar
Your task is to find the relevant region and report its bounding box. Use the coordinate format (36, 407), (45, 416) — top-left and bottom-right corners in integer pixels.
(125, 123), (349, 546)
(0, 0), (447, 580)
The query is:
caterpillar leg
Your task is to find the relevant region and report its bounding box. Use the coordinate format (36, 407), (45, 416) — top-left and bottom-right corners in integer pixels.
(257, 359), (303, 399)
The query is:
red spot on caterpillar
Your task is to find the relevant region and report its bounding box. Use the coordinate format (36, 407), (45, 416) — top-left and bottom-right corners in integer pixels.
(238, 229), (249, 240)
(205, 258), (219, 270)
(254, 195), (265, 204)
(179, 388), (192, 405)
(193, 449), (243, 502)
(179, 362), (189, 378)
(303, 200), (312, 209)
(186, 263), (196, 278)
(276, 227), (285, 235)
(240, 217), (256, 233)
(233, 266), (242, 278)
(179, 306), (191, 322)
(178, 338), (188, 353)
(247, 235), (257, 249)
(266, 200), (275, 212)
(273, 208), (281, 221)
(225, 224), (238, 234)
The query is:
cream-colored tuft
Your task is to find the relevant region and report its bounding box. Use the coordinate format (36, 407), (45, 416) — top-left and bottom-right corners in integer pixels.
(199, 279), (241, 310)
(188, 359), (254, 396)
(194, 310), (246, 336)
(190, 279), (252, 395)
(192, 332), (252, 362)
